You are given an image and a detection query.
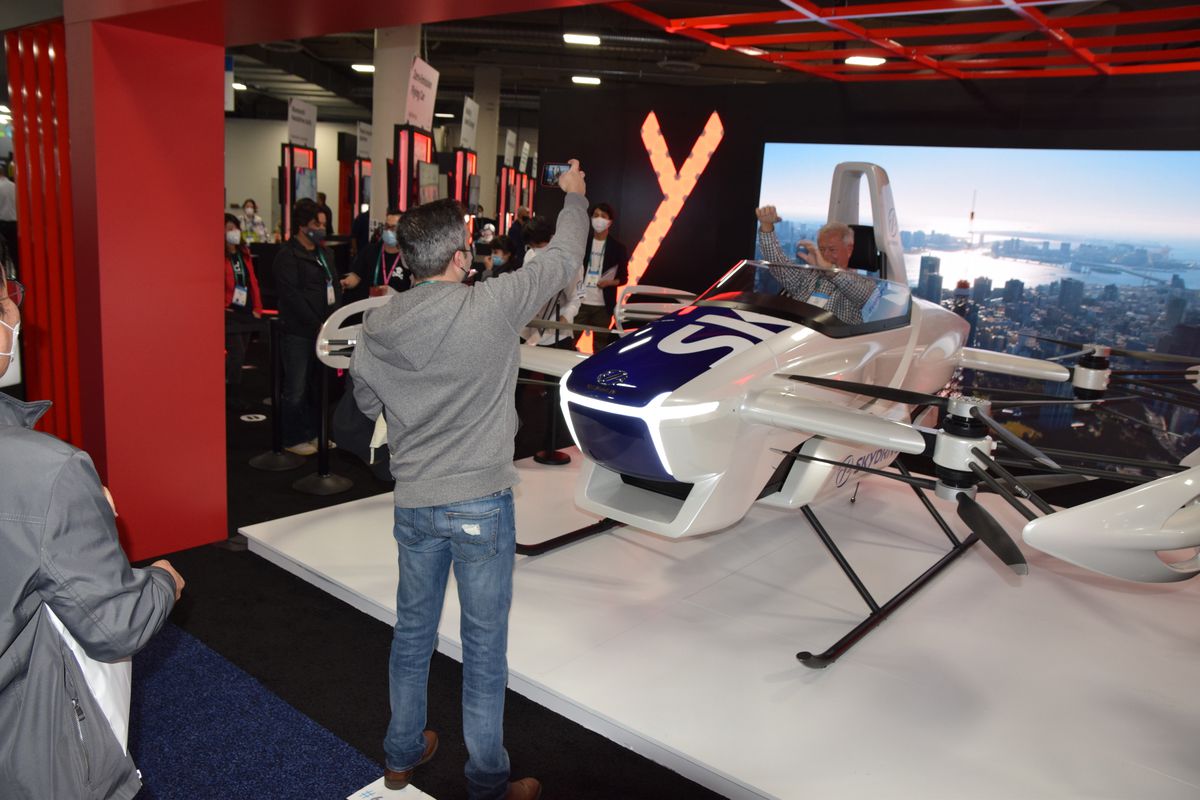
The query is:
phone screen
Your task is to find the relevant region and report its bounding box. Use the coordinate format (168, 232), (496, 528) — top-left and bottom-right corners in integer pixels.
(540, 162), (570, 187)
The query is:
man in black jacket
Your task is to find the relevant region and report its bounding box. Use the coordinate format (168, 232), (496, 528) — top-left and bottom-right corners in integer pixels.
(275, 198), (342, 455)
(575, 202), (628, 351)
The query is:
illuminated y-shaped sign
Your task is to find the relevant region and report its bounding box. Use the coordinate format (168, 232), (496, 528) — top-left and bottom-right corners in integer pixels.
(579, 111), (723, 355)
(627, 111), (724, 287)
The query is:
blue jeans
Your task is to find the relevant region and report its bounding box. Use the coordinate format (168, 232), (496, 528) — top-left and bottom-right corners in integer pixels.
(385, 490), (516, 800)
(280, 333), (319, 446)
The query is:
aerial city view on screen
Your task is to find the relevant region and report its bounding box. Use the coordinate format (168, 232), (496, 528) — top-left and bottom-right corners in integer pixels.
(759, 142), (1200, 460)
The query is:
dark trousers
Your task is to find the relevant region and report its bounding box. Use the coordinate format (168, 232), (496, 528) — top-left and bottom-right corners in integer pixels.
(0, 220), (16, 270)
(575, 303), (617, 351)
(280, 332), (322, 447)
(224, 311), (260, 387)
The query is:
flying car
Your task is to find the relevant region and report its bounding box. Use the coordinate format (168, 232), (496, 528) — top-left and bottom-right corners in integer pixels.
(321, 162), (1200, 667)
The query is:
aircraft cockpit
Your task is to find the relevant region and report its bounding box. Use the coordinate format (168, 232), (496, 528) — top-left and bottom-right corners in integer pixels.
(694, 259), (912, 338)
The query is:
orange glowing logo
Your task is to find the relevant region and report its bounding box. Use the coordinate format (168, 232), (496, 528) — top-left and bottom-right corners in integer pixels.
(580, 110), (724, 355)
(627, 111), (724, 286)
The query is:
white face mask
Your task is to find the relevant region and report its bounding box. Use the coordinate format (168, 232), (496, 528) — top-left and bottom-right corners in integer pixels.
(0, 317), (19, 359)
(244, 207), (256, 217)
(591, 217), (610, 233)
(226, 230), (242, 246)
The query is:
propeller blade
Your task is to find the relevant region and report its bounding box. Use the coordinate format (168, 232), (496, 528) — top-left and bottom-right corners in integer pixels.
(1034, 335), (1199, 365)
(956, 494), (1028, 575)
(990, 396), (1139, 407)
(783, 374), (947, 408)
(969, 406), (1060, 469)
(526, 318), (615, 334)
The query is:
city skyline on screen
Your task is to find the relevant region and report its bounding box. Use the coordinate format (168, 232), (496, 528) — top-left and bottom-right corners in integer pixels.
(760, 142), (1200, 259)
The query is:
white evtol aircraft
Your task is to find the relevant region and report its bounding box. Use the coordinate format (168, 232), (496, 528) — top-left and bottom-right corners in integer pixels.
(321, 163), (1200, 666)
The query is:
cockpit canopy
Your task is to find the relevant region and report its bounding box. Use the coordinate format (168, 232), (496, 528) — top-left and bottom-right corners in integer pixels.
(694, 259), (911, 337)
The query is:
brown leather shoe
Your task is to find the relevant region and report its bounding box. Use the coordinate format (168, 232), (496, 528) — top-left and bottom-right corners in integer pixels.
(383, 730), (438, 790)
(505, 777), (542, 800)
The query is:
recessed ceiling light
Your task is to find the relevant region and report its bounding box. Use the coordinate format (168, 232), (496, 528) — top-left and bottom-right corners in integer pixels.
(735, 47), (766, 57)
(231, 82), (247, 91)
(845, 56), (886, 67)
(563, 33), (601, 46)
(351, 64), (376, 73)
(435, 112), (454, 119)
(572, 75), (601, 85)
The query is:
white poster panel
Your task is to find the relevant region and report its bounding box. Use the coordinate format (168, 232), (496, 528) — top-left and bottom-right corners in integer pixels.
(460, 96), (479, 150)
(503, 130), (517, 167)
(287, 99), (317, 148)
(356, 122), (372, 160)
(406, 57), (439, 131)
(518, 141), (530, 173)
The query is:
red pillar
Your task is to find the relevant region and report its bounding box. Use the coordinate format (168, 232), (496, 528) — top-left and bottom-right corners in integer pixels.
(65, 17), (226, 560)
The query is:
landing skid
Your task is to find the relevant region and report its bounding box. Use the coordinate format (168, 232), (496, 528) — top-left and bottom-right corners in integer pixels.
(515, 517), (621, 556)
(796, 464), (976, 668)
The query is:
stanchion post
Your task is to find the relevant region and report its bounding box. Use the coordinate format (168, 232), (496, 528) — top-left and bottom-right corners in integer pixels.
(534, 380), (570, 466)
(249, 315), (304, 471)
(293, 361), (353, 495)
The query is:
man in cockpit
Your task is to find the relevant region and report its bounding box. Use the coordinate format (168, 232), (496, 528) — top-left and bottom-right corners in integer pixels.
(755, 206), (877, 325)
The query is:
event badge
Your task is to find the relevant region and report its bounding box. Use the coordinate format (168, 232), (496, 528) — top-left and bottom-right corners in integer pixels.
(809, 290), (830, 309)
(326, 280), (336, 305)
(231, 285), (248, 307)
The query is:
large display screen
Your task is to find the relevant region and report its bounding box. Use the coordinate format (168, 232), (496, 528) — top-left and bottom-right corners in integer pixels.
(758, 143), (1200, 291)
(294, 167), (317, 201)
(758, 142), (1200, 353)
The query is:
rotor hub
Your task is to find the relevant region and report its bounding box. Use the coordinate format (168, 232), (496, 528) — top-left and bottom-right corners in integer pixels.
(1073, 347), (1112, 400)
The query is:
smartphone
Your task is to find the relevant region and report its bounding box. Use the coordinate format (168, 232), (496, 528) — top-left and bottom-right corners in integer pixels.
(540, 162), (571, 188)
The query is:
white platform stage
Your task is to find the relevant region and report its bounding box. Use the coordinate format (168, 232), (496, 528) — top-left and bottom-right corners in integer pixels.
(244, 450), (1200, 800)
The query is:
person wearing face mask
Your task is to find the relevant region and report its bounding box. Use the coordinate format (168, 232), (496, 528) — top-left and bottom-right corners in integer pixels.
(484, 236), (514, 279)
(0, 274), (185, 800)
(239, 198), (270, 244)
(575, 202), (628, 351)
(519, 217), (582, 349)
(506, 207), (531, 269)
(274, 198), (343, 456)
(224, 214), (263, 407)
(344, 208), (410, 297)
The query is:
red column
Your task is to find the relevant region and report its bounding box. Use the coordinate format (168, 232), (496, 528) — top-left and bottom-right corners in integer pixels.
(65, 18), (226, 560)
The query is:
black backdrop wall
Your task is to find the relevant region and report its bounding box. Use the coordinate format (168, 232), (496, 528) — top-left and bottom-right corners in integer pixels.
(535, 73), (1200, 294)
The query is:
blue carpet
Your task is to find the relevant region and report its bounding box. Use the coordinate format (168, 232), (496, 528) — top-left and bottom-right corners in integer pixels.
(129, 623), (382, 799)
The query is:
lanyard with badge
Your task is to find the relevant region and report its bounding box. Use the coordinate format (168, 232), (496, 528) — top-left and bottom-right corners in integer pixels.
(584, 240), (605, 288)
(229, 251), (249, 308)
(315, 248), (336, 305)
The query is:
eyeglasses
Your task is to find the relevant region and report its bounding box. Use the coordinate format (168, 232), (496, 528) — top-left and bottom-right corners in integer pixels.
(3, 280), (24, 308)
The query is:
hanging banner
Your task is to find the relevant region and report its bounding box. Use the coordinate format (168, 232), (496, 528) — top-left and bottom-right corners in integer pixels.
(503, 130), (517, 167)
(356, 122), (372, 160)
(406, 57), (439, 131)
(460, 96), (479, 150)
(224, 56), (235, 112)
(287, 99), (317, 148)
(518, 141), (530, 173)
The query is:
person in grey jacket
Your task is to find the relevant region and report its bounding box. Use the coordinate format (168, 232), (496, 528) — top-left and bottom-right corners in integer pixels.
(0, 274), (184, 800)
(350, 160), (589, 800)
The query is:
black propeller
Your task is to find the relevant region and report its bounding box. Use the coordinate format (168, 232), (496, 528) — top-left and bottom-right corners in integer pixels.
(956, 494), (1028, 575)
(1035, 335), (1200, 365)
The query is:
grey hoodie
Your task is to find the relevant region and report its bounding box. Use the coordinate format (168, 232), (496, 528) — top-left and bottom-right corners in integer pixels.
(351, 192), (589, 507)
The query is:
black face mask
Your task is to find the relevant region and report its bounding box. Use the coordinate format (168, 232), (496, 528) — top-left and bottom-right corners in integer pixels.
(306, 227), (326, 244)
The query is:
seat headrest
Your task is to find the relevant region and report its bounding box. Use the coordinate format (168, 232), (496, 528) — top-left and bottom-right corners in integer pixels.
(848, 224), (883, 274)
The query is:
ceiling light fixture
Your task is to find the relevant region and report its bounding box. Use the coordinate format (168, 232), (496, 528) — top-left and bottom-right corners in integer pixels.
(0, 105), (9, 113)
(563, 33), (601, 46)
(845, 56), (886, 67)
(351, 64), (376, 73)
(572, 75), (601, 86)
(231, 82), (247, 91)
(736, 47), (766, 57)
(435, 112), (454, 119)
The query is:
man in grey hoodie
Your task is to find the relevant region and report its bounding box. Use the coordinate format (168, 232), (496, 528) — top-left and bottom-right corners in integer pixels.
(351, 160), (589, 800)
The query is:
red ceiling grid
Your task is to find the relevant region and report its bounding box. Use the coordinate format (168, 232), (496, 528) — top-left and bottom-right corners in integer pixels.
(612, 1), (1200, 82)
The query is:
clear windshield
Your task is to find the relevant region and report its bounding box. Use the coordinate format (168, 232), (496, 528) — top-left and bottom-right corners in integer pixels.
(695, 259), (911, 331)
